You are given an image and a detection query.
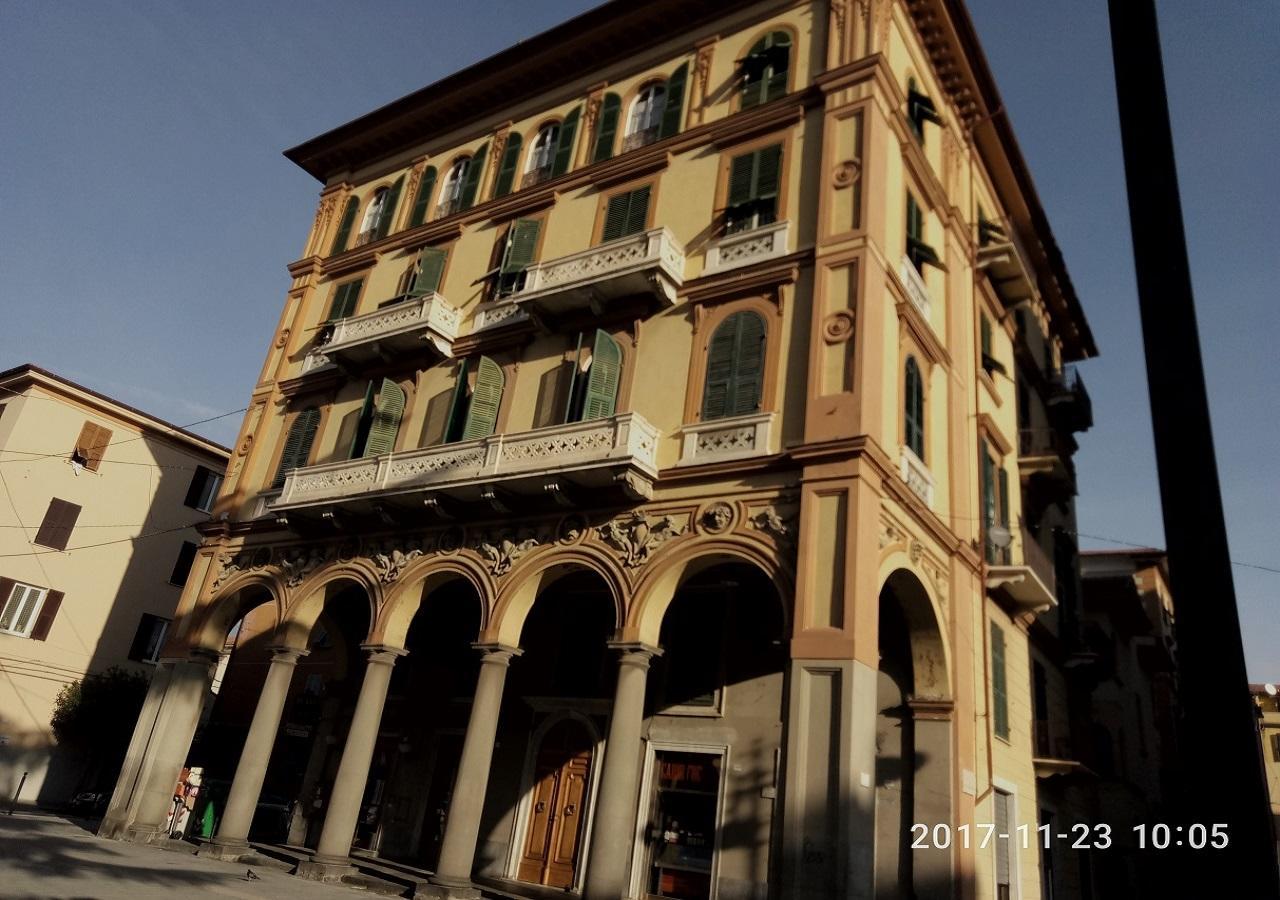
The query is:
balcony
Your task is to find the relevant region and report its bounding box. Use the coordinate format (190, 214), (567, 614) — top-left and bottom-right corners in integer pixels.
(896, 255), (933, 323)
(702, 221), (791, 276)
(521, 165), (554, 190)
(502, 227), (685, 318)
(987, 522), (1057, 613)
(1018, 428), (1077, 499)
(270, 413), (659, 514)
(1048, 364), (1093, 433)
(899, 446), (935, 507)
(621, 124), (661, 153)
(976, 224), (1038, 310)
(676, 412), (776, 466)
(315, 293), (460, 369)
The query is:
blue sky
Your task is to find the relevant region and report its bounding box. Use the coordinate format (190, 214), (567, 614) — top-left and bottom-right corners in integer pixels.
(1, 2), (1274, 679)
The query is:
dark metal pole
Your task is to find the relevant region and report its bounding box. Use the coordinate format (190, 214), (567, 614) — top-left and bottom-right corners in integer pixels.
(1106, 0), (1279, 894)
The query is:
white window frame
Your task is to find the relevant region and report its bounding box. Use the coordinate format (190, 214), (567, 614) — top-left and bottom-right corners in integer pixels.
(991, 777), (1022, 900)
(195, 470), (222, 514)
(438, 158), (470, 215)
(0, 582), (48, 638)
(355, 187), (389, 245)
(623, 82), (666, 151)
(525, 123), (560, 176)
(138, 615), (170, 664)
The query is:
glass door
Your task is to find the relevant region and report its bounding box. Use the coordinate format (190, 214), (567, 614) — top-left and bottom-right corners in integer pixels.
(644, 750), (720, 899)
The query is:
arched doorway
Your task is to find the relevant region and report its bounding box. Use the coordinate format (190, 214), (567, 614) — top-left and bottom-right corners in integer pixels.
(516, 716), (596, 887)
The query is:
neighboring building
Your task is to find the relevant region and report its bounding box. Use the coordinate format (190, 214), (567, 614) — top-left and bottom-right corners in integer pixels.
(1251, 684), (1280, 869)
(100, 2), (1102, 898)
(0, 364), (228, 806)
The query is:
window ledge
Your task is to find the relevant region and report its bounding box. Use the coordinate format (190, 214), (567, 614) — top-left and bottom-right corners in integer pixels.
(702, 220), (791, 276)
(677, 412), (776, 467)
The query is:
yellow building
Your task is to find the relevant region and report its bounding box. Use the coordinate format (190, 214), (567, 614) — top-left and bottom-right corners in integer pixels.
(101, 1), (1099, 898)
(0, 364), (228, 807)
(1251, 685), (1280, 871)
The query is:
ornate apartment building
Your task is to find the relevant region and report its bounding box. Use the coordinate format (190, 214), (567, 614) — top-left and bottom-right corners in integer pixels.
(101, 1), (1098, 898)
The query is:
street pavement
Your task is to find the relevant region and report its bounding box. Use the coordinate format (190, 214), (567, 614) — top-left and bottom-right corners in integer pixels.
(0, 813), (363, 899)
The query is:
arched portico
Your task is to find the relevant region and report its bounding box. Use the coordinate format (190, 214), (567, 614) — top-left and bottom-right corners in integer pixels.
(279, 564), (383, 650)
(487, 548), (627, 647)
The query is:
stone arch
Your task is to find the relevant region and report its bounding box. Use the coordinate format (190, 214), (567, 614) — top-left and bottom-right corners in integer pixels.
(279, 562), (383, 650)
(488, 546), (627, 647)
(877, 557), (951, 701)
(188, 572), (284, 655)
(376, 555), (493, 648)
(628, 536), (793, 646)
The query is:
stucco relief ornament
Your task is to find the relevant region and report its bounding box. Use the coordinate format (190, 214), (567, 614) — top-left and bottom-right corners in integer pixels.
(699, 502), (734, 534)
(909, 539), (924, 565)
(280, 547), (327, 588)
(478, 535), (539, 576)
(437, 526), (465, 554)
(211, 553), (244, 592)
(598, 512), (684, 569)
(823, 310), (855, 344)
(373, 546), (424, 584)
(557, 513), (588, 544)
(832, 159), (860, 189)
(749, 508), (794, 542)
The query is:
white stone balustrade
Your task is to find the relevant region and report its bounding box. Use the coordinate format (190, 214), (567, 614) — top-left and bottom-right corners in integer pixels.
(272, 413), (659, 510)
(702, 221), (791, 276)
(676, 412), (776, 466)
(899, 445), (935, 508)
(897, 255), (933, 322)
(321, 292), (460, 364)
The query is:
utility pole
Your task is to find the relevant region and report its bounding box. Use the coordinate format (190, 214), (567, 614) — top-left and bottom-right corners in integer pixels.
(1106, 0), (1279, 895)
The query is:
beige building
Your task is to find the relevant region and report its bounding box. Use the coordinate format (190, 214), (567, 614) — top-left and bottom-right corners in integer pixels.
(1251, 684), (1280, 869)
(0, 364), (228, 806)
(100, 1), (1103, 898)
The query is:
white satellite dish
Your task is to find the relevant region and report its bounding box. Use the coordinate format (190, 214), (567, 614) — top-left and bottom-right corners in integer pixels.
(1265, 683), (1277, 697)
(988, 524), (1012, 549)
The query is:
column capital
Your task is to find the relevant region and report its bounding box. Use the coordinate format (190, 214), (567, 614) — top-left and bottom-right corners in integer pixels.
(607, 641), (663, 670)
(186, 647), (223, 666)
(268, 646), (311, 665)
(359, 644), (408, 667)
(472, 642), (523, 667)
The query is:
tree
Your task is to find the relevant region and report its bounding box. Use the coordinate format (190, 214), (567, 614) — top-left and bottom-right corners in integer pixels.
(51, 666), (150, 789)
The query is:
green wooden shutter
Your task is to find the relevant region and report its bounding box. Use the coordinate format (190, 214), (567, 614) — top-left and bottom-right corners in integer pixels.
(730, 312), (766, 415)
(582, 330), (622, 420)
(998, 466), (1010, 528)
(601, 187), (649, 243)
(905, 357), (924, 460)
(444, 358), (471, 443)
(499, 218), (541, 293)
(459, 142), (488, 210)
(375, 176), (404, 240)
(754, 144), (782, 224)
(765, 34), (791, 102)
(493, 133), (523, 198)
(981, 314), (993, 358)
(624, 185), (650, 237)
(408, 166), (437, 228)
(659, 63), (688, 139)
(727, 152), (757, 210)
(410, 249), (447, 296)
(550, 107), (580, 177)
(991, 622), (1009, 739)
(363, 378), (406, 457)
(273, 407), (320, 488)
(461, 356), (504, 440)
(332, 196), (359, 254)
(593, 93), (621, 162)
(701, 317), (737, 420)
(326, 279), (362, 321)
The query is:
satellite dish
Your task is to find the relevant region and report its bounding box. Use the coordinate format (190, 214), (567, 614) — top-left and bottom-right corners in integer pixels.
(1266, 683), (1278, 697)
(988, 525), (1012, 549)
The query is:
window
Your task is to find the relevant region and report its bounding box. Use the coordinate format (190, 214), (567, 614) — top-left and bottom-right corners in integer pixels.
(601, 185), (651, 243)
(496, 218), (542, 296)
(184, 466), (222, 514)
(702, 311), (766, 421)
(592, 92), (622, 163)
(350, 378), (407, 459)
(524, 123), (560, 187)
(906, 77), (942, 143)
(978, 205), (1007, 247)
(0, 579), (60, 641)
(1271, 732), (1280, 763)
(325, 278), (363, 322)
(169, 541), (198, 587)
(993, 789), (1015, 899)
(991, 622), (1009, 740)
(491, 133), (523, 199)
(438, 148), (488, 218)
(740, 31), (791, 108)
(724, 144), (782, 234)
(563, 330), (623, 423)
(398, 248), (447, 300)
(354, 177), (403, 247)
(624, 84), (665, 151)
(904, 356), (925, 461)
(445, 357), (505, 442)
(331, 196), (359, 254)
(407, 165), (438, 227)
(1033, 661), (1050, 756)
(34, 498), (81, 551)
(72, 421), (112, 472)
(980, 313), (1005, 377)
(980, 437), (1009, 564)
(272, 407), (321, 489)
(906, 193), (945, 273)
(128, 613), (170, 664)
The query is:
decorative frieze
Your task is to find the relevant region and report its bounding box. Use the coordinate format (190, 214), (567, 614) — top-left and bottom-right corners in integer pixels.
(598, 511), (686, 569)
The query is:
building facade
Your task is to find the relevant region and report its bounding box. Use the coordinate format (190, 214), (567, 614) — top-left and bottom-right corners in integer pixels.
(1251, 684), (1280, 869)
(0, 364), (228, 806)
(101, 1), (1101, 898)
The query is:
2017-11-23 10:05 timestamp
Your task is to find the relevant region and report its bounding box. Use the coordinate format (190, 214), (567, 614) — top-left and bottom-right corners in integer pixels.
(910, 823), (1230, 850)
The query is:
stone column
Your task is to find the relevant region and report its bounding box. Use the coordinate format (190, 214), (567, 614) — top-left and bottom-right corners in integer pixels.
(123, 649), (220, 843)
(296, 645), (406, 882)
(422, 644), (520, 900)
(582, 642), (659, 900)
(202, 646), (309, 860)
(99, 659), (175, 839)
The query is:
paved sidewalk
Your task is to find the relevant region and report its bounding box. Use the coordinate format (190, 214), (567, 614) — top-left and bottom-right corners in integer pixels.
(0, 813), (363, 900)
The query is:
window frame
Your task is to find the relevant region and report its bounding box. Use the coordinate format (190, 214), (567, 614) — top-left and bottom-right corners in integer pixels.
(714, 133), (791, 239)
(185, 465), (222, 514)
(437, 156), (472, 217)
(738, 29), (793, 110)
(0, 581), (48, 638)
(622, 80), (667, 152)
(355, 185), (390, 246)
(523, 121), (561, 188)
(991, 621), (1010, 742)
(593, 179), (656, 245)
(128, 613), (171, 665)
(683, 298), (778, 426)
(169, 540), (199, 587)
(903, 355), (926, 462)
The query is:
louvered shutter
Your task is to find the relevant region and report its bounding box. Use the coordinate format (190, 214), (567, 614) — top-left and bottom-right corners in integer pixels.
(550, 107), (580, 177)
(624, 185), (650, 237)
(332, 196), (359, 254)
(730, 312), (766, 415)
(765, 35), (790, 101)
(374, 176), (404, 240)
(582, 330), (622, 420)
(493, 133), (523, 198)
(273, 407), (320, 488)
(327, 280), (361, 321)
(701, 316), (739, 420)
(991, 623), (1009, 738)
(461, 357), (504, 440)
(727, 153), (756, 209)
(905, 357), (924, 460)
(409, 248), (447, 296)
(755, 145), (782, 224)
(659, 63), (688, 139)
(459, 142), (488, 210)
(499, 219), (541, 294)
(30, 590), (63, 642)
(593, 93), (621, 162)
(907, 193), (923, 242)
(409, 166), (437, 228)
(601, 192), (631, 243)
(998, 467), (1010, 528)
(444, 358), (471, 443)
(87, 424), (111, 471)
(363, 378), (406, 457)
(35, 499), (80, 551)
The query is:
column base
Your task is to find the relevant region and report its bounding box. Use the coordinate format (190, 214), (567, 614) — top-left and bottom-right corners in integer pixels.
(415, 882), (483, 900)
(294, 856), (358, 883)
(199, 839), (252, 862)
(122, 823), (173, 845)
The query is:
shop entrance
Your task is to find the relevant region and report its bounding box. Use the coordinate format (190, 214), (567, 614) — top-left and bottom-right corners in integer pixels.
(516, 717), (594, 888)
(641, 749), (721, 899)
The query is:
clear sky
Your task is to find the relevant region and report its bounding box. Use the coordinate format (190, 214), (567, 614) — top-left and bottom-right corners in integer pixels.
(1, 2), (1274, 679)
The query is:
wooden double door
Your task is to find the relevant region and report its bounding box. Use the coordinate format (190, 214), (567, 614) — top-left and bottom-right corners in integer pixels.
(517, 718), (595, 889)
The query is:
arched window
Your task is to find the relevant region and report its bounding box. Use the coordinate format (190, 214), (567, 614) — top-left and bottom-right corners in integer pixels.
(904, 356), (925, 460)
(524, 123), (561, 188)
(354, 176), (403, 247)
(437, 149), (490, 217)
(701, 311), (766, 421)
(624, 83), (666, 151)
(740, 32), (791, 109)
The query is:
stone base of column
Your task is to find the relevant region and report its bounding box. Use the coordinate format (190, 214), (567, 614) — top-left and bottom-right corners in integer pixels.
(198, 839), (253, 862)
(294, 855), (357, 883)
(414, 881), (483, 900)
(122, 823), (173, 845)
